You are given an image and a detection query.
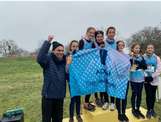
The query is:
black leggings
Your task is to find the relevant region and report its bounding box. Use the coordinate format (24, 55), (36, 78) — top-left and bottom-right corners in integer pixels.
(116, 83), (129, 114)
(110, 96), (115, 103)
(144, 83), (157, 111)
(100, 92), (109, 103)
(85, 93), (98, 103)
(130, 82), (144, 110)
(42, 97), (64, 122)
(69, 96), (81, 118)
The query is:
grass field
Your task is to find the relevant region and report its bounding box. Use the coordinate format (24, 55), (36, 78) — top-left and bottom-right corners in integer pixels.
(0, 57), (160, 122)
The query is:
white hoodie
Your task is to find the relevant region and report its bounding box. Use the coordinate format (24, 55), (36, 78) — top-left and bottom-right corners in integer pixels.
(151, 56), (161, 86)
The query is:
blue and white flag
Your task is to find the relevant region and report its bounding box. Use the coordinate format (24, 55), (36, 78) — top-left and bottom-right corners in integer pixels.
(69, 47), (130, 99)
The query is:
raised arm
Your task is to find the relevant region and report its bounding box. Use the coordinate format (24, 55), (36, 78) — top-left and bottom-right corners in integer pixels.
(37, 35), (54, 67)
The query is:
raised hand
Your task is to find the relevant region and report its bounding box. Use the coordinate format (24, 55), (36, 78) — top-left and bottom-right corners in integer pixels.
(48, 35), (54, 42)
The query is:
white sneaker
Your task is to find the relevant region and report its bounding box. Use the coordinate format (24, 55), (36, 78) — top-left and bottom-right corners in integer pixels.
(102, 102), (109, 110)
(110, 103), (115, 111)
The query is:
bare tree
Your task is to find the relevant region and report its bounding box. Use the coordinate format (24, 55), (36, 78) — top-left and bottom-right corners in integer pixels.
(0, 39), (28, 57)
(0, 39), (10, 56)
(127, 26), (161, 56)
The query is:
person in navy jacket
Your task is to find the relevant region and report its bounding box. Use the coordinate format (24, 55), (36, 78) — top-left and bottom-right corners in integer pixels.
(37, 35), (67, 122)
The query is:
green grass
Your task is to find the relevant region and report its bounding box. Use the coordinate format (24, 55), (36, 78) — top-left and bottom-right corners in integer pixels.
(0, 57), (160, 122)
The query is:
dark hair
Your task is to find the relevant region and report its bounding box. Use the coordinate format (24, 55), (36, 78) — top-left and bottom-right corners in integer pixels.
(69, 40), (79, 51)
(95, 30), (104, 38)
(106, 26), (116, 35)
(116, 40), (125, 50)
(86, 27), (96, 33)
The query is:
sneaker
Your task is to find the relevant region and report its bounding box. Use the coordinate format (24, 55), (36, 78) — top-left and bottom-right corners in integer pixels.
(76, 115), (83, 122)
(102, 102), (109, 110)
(132, 109), (140, 119)
(118, 114), (124, 122)
(151, 109), (157, 118)
(109, 103), (115, 111)
(146, 111), (152, 119)
(69, 118), (74, 122)
(95, 98), (103, 107)
(122, 114), (129, 122)
(137, 110), (145, 119)
(84, 103), (95, 112)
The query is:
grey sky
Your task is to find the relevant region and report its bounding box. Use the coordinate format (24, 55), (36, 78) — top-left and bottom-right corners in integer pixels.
(0, 1), (161, 52)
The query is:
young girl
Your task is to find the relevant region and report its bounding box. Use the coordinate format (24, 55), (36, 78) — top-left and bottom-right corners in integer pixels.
(105, 26), (117, 50)
(91, 30), (109, 110)
(143, 44), (161, 119)
(91, 30), (109, 109)
(116, 40), (130, 122)
(92, 30), (105, 48)
(129, 43), (147, 119)
(104, 26), (117, 111)
(79, 27), (96, 111)
(79, 27), (96, 50)
(67, 40), (83, 122)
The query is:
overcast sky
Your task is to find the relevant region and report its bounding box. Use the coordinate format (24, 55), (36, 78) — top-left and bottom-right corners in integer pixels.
(0, 1), (161, 52)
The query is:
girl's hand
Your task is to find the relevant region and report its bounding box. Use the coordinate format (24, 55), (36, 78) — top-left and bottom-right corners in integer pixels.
(130, 52), (134, 57)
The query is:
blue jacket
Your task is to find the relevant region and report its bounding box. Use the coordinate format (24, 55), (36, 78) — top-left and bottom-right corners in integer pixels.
(79, 38), (94, 50)
(37, 41), (66, 99)
(143, 54), (157, 77)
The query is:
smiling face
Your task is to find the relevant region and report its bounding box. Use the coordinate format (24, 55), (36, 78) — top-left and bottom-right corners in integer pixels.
(117, 41), (125, 52)
(132, 44), (140, 55)
(96, 33), (104, 44)
(107, 29), (115, 39)
(146, 44), (154, 55)
(86, 28), (96, 40)
(52, 46), (64, 60)
(106, 27), (116, 40)
(70, 41), (79, 52)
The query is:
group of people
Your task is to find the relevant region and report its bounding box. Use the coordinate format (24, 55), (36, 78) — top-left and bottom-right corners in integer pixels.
(37, 26), (161, 122)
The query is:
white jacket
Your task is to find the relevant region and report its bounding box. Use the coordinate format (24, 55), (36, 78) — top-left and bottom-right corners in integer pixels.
(151, 56), (161, 86)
